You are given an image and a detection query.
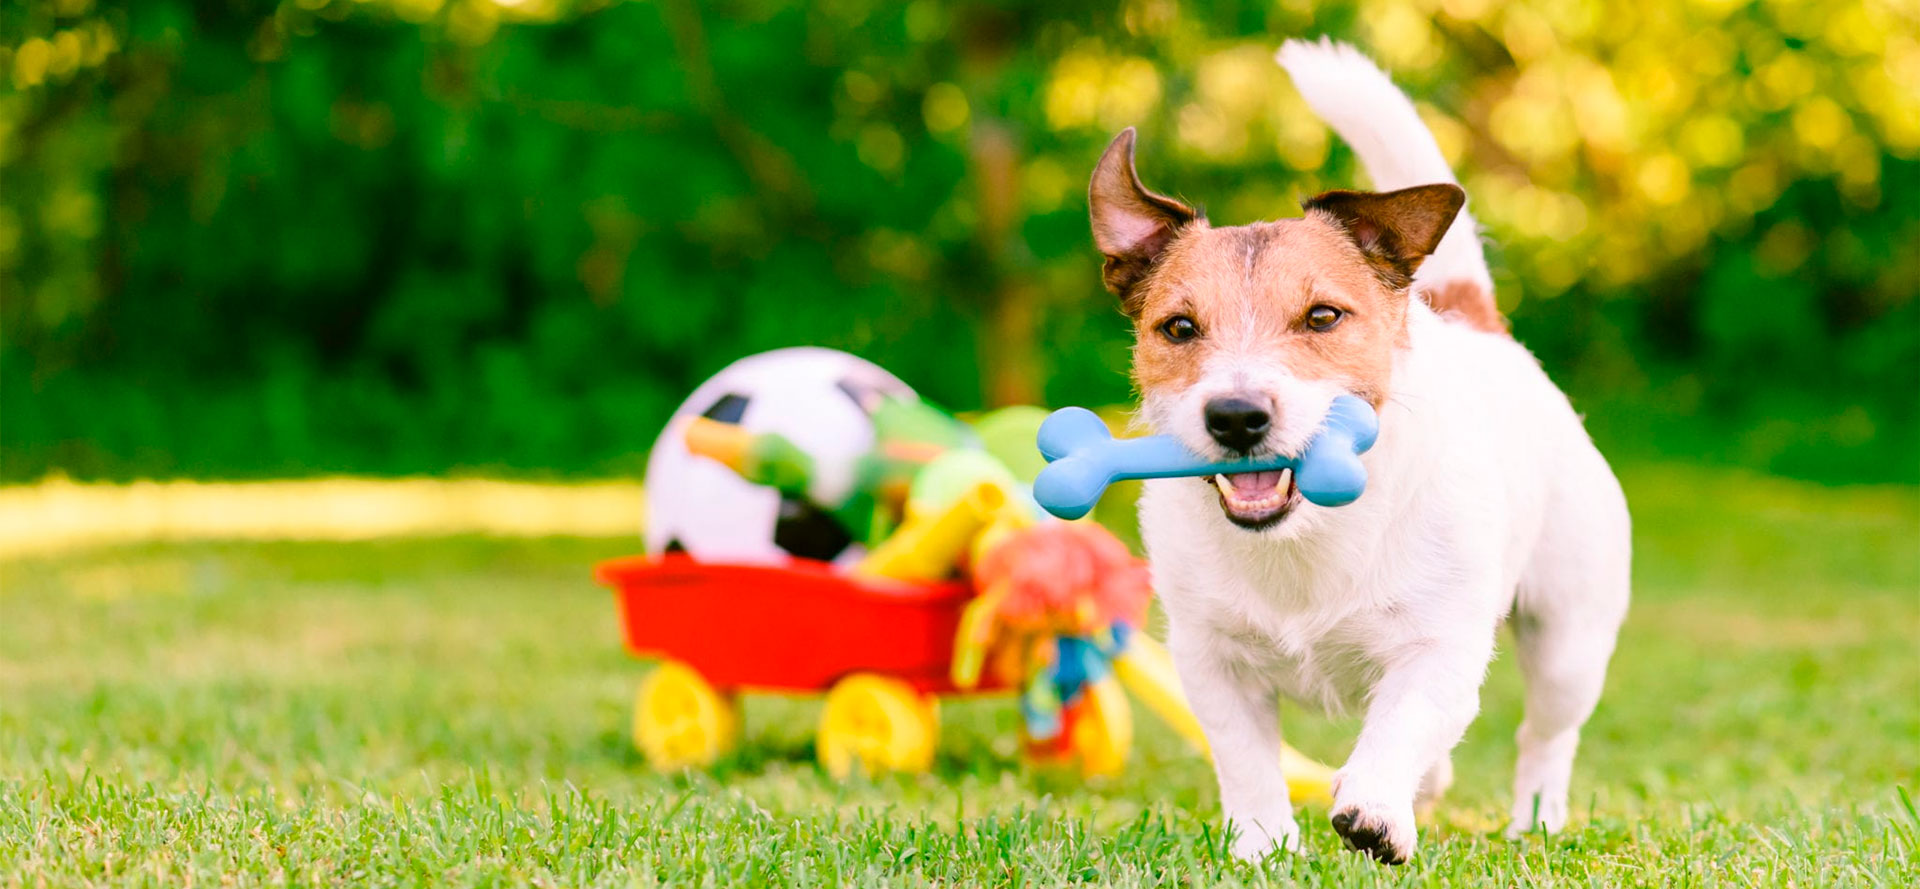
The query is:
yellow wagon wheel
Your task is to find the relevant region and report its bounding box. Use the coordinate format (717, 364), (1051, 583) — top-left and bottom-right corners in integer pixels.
(1068, 675), (1134, 778)
(633, 660), (740, 770)
(817, 674), (940, 778)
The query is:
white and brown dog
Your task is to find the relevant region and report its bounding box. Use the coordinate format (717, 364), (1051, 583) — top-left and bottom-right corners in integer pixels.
(1088, 40), (1630, 864)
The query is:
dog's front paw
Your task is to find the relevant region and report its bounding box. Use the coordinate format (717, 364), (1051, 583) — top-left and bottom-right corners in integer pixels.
(1227, 814), (1302, 862)
(1329, 795), (1417, 865)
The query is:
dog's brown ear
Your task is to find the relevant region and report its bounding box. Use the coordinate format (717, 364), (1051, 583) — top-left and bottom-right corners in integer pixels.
(1090, 128), (1198, 311)
(1303, 183), (1465, 289)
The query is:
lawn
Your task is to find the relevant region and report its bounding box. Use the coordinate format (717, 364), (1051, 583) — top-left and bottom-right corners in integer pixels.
(2, 465), (1916, 886)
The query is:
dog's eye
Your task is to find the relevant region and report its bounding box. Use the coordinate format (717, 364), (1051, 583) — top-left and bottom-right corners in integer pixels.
(1305, 305), (1345, 331)
(1158, 315), (1200, 343)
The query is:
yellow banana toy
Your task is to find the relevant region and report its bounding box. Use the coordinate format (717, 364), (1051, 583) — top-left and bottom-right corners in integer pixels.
(1114, 634), (1336, 806)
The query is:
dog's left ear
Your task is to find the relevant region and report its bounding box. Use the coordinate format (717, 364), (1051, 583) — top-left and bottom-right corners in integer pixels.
(1303, 183), (1465, 289)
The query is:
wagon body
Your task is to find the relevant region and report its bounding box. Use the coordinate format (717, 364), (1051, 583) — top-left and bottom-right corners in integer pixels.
(594, 554), (1002, 695)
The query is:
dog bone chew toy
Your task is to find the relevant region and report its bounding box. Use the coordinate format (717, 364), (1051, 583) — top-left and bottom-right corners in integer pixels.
(1032, 395), (1381, 520)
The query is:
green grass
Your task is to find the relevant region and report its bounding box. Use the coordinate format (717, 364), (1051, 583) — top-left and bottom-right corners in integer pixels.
(3, 465), (1917, 886)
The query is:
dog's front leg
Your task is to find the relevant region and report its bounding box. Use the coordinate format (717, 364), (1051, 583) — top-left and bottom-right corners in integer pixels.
(1170, 636), (1298, 861)
(1332, 638), (1492, 864)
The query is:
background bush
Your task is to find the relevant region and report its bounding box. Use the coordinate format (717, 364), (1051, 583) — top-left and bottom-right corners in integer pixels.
(4, 0), (1915, 483)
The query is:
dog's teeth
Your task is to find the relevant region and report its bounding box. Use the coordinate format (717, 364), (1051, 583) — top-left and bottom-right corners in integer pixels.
(1214, 474), (1232, 496)
(1276, 467), (1291, 493)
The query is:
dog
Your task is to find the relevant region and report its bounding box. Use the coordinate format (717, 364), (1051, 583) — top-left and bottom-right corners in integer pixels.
(1086, 39), (1631, 864)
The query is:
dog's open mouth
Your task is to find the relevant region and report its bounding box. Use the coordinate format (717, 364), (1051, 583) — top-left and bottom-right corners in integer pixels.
(1208, 469), (1301, 529)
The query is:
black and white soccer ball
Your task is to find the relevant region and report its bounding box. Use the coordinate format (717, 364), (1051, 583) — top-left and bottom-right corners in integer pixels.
(643, 347), (916, 564)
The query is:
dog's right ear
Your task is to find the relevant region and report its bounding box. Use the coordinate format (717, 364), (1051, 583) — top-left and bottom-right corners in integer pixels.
(1089, 128), (1197, 311)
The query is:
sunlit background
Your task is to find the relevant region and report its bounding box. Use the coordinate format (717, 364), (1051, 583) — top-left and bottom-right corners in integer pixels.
(5, 0), (1916, 486)
(4, 2), (1919, 884)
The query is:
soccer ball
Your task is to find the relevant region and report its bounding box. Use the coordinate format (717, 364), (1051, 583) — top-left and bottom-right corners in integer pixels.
(642, 347), (916, 564)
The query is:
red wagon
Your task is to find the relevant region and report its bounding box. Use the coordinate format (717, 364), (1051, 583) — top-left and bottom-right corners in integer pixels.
(596, 554), (1119, 777)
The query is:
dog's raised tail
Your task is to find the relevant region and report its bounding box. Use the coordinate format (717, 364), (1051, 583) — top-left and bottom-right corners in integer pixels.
(1277, 39), (1502, 331)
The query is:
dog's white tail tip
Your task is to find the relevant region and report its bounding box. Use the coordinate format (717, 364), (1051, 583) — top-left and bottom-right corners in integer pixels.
(1274, 37), (1379, 76)
(1276, 36), (1497, 302)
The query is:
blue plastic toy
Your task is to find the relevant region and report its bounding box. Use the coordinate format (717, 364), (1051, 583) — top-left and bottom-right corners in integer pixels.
(1032, 395), (1381, 520)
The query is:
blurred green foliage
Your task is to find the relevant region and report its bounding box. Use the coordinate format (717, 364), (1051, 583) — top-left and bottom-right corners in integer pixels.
(3, 0), (1916, 483)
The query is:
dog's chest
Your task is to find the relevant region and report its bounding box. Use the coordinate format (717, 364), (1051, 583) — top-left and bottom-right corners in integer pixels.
(1202, 578), (1391, 714)
(1140, 478), (1446, 714)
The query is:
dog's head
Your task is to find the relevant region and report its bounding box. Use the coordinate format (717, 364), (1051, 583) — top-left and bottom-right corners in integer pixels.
(1089, 128), (1462, 533)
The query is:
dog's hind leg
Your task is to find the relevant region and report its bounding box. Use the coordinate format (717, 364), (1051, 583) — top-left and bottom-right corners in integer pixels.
(1507, 474), (1630, 837)
(1415, 755), (1453, 816)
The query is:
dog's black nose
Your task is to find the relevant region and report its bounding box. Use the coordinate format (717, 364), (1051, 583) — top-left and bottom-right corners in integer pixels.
(1203, 396), (1271, 453)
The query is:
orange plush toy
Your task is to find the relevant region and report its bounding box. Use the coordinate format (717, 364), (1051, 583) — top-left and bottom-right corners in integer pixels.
(952, 520), (1153, 773)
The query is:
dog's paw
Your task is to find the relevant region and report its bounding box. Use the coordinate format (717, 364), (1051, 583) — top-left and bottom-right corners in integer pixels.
(1329, 797), (1417, 865)
(1227, 815), (1302, 862)
(1504, 790), (1569, 839)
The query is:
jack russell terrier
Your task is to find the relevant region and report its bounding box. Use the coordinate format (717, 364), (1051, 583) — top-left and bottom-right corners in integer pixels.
(1086, 39), (1630, 864)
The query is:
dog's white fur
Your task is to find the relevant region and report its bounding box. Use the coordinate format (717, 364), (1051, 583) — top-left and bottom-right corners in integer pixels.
(1137, 40), (1630, 862)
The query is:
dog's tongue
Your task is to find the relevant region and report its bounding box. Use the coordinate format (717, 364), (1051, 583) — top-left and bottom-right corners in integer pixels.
(1225, 470), (1283, 496)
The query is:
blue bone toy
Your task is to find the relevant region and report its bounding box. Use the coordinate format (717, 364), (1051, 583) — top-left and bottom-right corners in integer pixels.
(1032, 395), (1380, 520)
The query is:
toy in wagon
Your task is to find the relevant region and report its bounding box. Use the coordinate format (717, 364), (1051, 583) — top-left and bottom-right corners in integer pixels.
(595, 347), (1346, 799)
